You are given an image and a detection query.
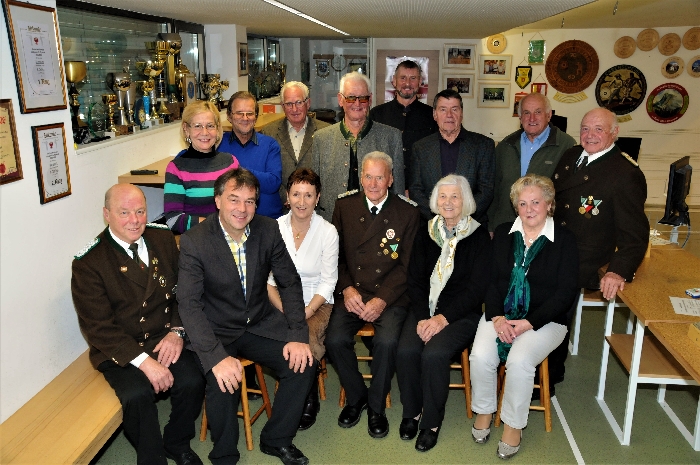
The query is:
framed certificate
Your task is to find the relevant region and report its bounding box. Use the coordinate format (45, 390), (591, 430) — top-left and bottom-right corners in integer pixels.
(0, 99), (23, 185)
(31, 123), (71, 204)
(2, 0), (67, 113)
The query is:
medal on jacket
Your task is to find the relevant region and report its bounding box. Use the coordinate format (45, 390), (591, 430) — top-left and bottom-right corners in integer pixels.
(390, 244), (398, 259)
(579, 196), (602, 218)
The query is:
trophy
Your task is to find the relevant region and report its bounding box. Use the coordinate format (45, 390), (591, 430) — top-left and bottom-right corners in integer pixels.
(135, 59), (164, 120)
(101, 94), (118, 134)
(64, 60), (88, 142)
(201, 74), (221, 103)
(159, 33), (183, 103)
(124, 82), (137, 127)
(112, 73), (132, 125)
(217, 80), (230, 108)
(145, 41), (171, 118)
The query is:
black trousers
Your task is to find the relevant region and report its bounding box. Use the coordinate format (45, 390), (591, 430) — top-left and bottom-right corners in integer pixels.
(98, 349), (205, 465)
(547, 293), (581, 385)
(396, 311), (478, 429)
(325, 305), (407, 413)
(192, 331), (315, 465)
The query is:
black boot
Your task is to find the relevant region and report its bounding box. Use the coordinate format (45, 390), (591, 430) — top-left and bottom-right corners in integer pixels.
(244, 364), (262, 400)
(298, 368), (320, 431)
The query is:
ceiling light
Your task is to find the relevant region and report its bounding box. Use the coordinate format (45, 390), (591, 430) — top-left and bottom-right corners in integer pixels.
(262, 0), (349, 35)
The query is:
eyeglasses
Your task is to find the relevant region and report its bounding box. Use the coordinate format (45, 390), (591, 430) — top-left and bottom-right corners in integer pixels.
(232, 111), (256, 119)
(282, 98), (309, 109)
(341, 94), (370, 104)
(187, 123), (217, 131)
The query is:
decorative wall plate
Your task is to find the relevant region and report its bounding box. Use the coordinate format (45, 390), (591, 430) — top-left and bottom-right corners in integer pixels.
(487, 34), (507, 54)
(682, 27), (700, 50)
(545, 40), (599, 94)
(646, 83), (689, 124)
(614, 36), (636, 58)
(688, 55), (700, 77)
(658, 33), (681, 56)
(661, 56), (685, 79)
(595, 65), (646, 115)
(637, 29), (659, 51)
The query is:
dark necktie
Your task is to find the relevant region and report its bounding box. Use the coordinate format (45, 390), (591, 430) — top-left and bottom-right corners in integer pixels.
(128, 243), (146, 270)
(576, 155), (588, 173)
(371, 206), (378, 217)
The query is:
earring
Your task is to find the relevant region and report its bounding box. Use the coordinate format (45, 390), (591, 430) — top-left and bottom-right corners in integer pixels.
(185, 135), (191, 144)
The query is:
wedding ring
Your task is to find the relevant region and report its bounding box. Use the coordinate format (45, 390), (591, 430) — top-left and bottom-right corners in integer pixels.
(498, 331), (504, 334)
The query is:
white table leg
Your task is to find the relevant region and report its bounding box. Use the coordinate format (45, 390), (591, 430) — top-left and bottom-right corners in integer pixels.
(620, 318), (645, 445)
(596, 295), (617, 400)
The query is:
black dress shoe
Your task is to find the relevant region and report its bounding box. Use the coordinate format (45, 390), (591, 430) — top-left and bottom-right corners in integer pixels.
(399, 417), (419, 440)
(415, 428), (440, 452)
(164, 448), (203, 465)
(338, 396), (368, 428)
(298, 394), (320, 431)
(260, 443), (309, 465)
(367, 407), (389, 438)
(245, 364), (262, 400)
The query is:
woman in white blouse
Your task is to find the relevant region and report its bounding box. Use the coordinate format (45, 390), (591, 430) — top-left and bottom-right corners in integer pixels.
(268, 167), (339, 431)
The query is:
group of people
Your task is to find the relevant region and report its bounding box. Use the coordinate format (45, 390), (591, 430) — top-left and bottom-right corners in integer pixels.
(71, 61), (649, 465)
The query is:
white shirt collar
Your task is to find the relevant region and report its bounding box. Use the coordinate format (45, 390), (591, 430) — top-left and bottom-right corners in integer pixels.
(109, 227), (145, 257)
(578, 144), (615, 165)
(509, 216), (555, 243)
(366, 193), (389, 212)
(287, 117), (308, 135)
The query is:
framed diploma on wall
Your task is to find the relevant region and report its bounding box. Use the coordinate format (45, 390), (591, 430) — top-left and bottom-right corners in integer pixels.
(2, 0), (67, 113)
(31, 123), (71, 204)
(0, 99), (23, 185)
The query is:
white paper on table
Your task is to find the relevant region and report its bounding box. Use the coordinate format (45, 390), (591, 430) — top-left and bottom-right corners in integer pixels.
(669, 297), (700, 317)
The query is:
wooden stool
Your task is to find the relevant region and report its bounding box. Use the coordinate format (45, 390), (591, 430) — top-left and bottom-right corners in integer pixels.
(199, 358), (272, 450)
(570, 288), (630, 355)
(449, 348), (473, 418)
(338, 323), (391, 408)
(494, 356), (552, 432)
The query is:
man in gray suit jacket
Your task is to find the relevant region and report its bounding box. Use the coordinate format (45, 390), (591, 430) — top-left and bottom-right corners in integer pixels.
(410, 89), (495, 226)
(260, 81), (330, 207)
(312, 71), (404, 222)
(178, 168), (315, 465)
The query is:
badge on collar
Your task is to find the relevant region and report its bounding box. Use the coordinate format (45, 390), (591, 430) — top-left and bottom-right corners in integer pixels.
(579, 196), (602, 218)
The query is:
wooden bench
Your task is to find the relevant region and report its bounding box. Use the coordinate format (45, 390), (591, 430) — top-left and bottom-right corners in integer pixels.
(0, 350), (122, 464)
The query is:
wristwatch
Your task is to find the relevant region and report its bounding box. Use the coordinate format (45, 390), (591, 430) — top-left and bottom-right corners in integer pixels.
(170, 327), (186, 338)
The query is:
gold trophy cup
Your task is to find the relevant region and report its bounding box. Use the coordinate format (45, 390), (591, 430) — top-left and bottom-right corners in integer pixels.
(65, 61), (87, 137)
(101, 93), (118, 135)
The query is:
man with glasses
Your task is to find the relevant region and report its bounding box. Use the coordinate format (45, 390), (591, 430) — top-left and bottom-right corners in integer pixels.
(218, 91), (284, 219)
(487, 92), (575, 234)
(260, 81), (330, 207)
(410, 89), (495, 225)
(370, 60), (438, 186)
(312, 72), (404, 222)
(178, 168), (315, 465)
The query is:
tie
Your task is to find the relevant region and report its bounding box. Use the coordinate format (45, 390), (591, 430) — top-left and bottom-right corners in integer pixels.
(128, 243), (146, 270)
(371, 206), (378, 217)
(576, 155), (588, 172)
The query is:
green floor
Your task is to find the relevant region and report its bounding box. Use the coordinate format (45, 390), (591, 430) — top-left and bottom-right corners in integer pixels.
(92, 305), (700, 464)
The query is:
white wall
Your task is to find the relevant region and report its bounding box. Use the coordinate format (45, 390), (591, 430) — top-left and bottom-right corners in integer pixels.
(372, 27), (700, 206)
(204, 24), (247, 101)
(0, 2), (186, 421)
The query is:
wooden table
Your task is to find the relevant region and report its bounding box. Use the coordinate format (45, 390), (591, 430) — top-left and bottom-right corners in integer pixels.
(597, 247), (700, 450)
(117, 156), (174, 185)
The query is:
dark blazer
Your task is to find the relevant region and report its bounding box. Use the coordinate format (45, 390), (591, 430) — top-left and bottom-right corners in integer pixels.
(260, 116), (330, 205)
(410, 128), (495, 225)
(485, 222), (580, 330)
(71, 226), (180, 369)
(552, 145), (648, 288)
(407, 220), (492, 325)
(332, 192), (420, 309)
(177, 213), (307, 373)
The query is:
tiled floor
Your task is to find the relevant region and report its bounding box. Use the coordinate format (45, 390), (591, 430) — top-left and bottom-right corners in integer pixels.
(92, 208), (700, 464)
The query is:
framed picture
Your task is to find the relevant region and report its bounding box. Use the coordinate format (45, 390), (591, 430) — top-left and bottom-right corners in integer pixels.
(443, 72), (475, 98)
(182, 73), (197, 106)
(477, 82), (511, 108)
(31, 123), (71, 204)
(238, 42), (248, 76)
(513, 92), (528, 117)
(443, 44), (476, 69)
(348, 59), (367, 75)
(478, 54), (512, 81)
(2, 0), (67, 113)
(531, 82), (548, 95)
(0, 99), (23, 184)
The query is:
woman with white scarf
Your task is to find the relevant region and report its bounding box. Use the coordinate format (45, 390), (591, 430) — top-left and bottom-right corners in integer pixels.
(396, 174), (492, 452)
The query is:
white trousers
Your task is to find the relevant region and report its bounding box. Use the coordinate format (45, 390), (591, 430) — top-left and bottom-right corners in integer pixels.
(469, 314), (567, 429)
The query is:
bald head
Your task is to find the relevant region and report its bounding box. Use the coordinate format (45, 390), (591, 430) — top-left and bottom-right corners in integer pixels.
(104, 183), (146, 209)
(103, 184), (148, 244)
(580, 107), (619, 154)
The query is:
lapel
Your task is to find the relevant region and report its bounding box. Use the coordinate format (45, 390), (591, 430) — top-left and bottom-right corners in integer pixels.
(426, 136), (443, 182)
(298, 118), (315, 164)
(276, 120), (296, 166)
(357, 195), (392, 248)
(243, 218), (260, 305)
(143, 242), (160, 302)
(106, 229), (149, 289)
(455, 130), (473, 175)
(207, 218), (246, 298)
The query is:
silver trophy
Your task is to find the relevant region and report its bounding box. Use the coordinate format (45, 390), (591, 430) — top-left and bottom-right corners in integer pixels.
(110, 72), (132, 125)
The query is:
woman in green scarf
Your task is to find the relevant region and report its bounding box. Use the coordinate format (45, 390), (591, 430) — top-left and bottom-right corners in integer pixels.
(396, 175), (492, 452)
(470, 175), (579, 459)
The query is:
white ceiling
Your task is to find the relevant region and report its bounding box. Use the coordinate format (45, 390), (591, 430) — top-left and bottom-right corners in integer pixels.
(78, 0), (700, 38)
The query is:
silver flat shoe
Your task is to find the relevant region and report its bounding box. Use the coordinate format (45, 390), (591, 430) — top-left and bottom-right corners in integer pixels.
(471, 416), (493, 444)
(497, 439), (521, 460)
